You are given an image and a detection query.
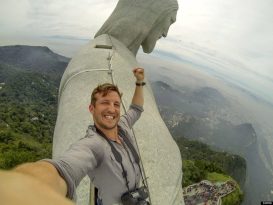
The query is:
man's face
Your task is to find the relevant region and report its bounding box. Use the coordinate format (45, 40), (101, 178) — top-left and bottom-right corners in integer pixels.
(89, 91), (121, 130)
(141, 10), (177, 53)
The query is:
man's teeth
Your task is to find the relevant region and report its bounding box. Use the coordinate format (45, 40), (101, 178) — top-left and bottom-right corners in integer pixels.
(105, 115), (114, 119)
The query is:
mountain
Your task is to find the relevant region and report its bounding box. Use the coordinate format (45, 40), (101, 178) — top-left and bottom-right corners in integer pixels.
(152, 81), (230, 118)
(0, 45), (70, 169)
(151, 80), (272, 205)
(172, 118), (256, 154)
(152, 80), (256, 154)
(176, 136), (246, 187)
(0, 45), (70, 82)
(152, 82), (247, 186)
(0, 64), (58, 104)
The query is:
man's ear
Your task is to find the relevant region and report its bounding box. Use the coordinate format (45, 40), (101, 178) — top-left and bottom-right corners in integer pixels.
(89, 104), (94, 114)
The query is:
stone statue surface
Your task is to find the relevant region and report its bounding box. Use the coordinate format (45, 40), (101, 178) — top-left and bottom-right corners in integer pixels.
(53, 0), (184, 204)
(95, 0), (178, 55)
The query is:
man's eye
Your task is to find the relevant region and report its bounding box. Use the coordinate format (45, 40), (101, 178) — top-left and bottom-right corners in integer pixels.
(115, 103), (120, 107)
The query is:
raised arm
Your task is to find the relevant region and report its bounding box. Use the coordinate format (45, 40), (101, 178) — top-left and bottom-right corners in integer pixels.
(132, 67), (145, 107)
(119, 68), (145, 129)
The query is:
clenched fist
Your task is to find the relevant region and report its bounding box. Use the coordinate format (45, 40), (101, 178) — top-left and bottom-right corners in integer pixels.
(133, 67), (145, 82)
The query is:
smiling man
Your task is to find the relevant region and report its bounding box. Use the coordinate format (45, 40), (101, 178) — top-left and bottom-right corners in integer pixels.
(0, 68), (146, 205)
(46, 67), (146, 205)
(80, 68), (145, 204)
(89, 72), (143, 144)
(89, 84), (123, 137)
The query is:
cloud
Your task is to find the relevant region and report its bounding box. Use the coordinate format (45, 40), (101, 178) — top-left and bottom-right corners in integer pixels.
(152, 32), (273, 105)
(147, 0), (273, 104)
(0, 0), (272, 104)
(0, 0), (118, 37)
(0, 0), (30, 34)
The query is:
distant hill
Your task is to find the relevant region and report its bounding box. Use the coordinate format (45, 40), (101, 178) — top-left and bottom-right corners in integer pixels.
(0, 45), (69, 168)
(152, 81), (230, 117)
(192, 86), (229, 108)
(0, 45), (70, 82)
(152, 80), (256, 154)
(150, 80), (273, 204)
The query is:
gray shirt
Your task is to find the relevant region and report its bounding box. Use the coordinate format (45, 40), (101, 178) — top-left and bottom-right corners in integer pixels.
(44, 104), (143, 205)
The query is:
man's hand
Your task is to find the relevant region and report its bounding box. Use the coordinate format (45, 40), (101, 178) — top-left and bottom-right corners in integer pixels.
(0, 170), (74, 205)
(132, 67), (144, 107)
(14, 161), (67, 196)
(133, 67), (145, 82)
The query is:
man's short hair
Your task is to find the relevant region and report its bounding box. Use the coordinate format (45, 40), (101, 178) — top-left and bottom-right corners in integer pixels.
(91, 83), (122, 105)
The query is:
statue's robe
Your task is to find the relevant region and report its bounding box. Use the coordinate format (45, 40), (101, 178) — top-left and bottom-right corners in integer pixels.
(53, 34), (184, 205)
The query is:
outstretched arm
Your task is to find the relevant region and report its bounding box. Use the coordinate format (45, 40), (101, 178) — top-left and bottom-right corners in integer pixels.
(132, 67), (145, 107)
(0, 162), (72, 205)
(13, 161), (67, 196)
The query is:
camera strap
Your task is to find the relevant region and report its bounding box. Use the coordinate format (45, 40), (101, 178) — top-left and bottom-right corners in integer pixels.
(94, 125), (131, 192)
(118, 127), (140, 164)
(118, 128), (150, 191)
(94, 124), (149, 194)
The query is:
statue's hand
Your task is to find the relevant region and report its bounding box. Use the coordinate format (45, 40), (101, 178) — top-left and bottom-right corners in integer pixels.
(133, 67), (145, 82)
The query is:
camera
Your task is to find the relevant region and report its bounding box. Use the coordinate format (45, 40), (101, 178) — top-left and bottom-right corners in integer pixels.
(121, 186), (150, 205)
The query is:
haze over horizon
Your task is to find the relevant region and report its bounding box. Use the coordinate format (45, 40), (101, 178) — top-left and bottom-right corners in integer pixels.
(1, 0), (272, 107)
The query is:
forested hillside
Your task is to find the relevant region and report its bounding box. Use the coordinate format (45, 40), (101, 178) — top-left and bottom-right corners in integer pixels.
(0, 45), (244, 204)
(0, 45), (69, 168)
(0, 63), (58, 168)
(175, 136), (245, 188)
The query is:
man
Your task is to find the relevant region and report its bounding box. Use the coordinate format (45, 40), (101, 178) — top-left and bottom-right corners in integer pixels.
(55, 0), (184, 204)
(0, 67), (145, 205)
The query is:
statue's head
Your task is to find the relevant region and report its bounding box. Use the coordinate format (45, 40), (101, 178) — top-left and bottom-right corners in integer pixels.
(95, 0), (178, 55)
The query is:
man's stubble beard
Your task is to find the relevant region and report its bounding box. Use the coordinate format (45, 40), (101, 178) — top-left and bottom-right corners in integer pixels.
(93, 114), (120, 131)
(97, 121), (119, 130)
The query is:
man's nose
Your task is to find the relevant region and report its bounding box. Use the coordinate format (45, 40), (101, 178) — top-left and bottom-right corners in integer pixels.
(107, 103), (116, 112)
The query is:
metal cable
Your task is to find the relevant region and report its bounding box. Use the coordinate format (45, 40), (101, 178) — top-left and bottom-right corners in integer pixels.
(107, 35), (152, 205)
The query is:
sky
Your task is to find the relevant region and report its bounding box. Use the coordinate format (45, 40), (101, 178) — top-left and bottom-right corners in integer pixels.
(0, 0), (273, 105)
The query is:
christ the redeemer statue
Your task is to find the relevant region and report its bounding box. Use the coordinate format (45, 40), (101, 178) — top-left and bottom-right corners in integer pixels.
(53, 0), (184, 204)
